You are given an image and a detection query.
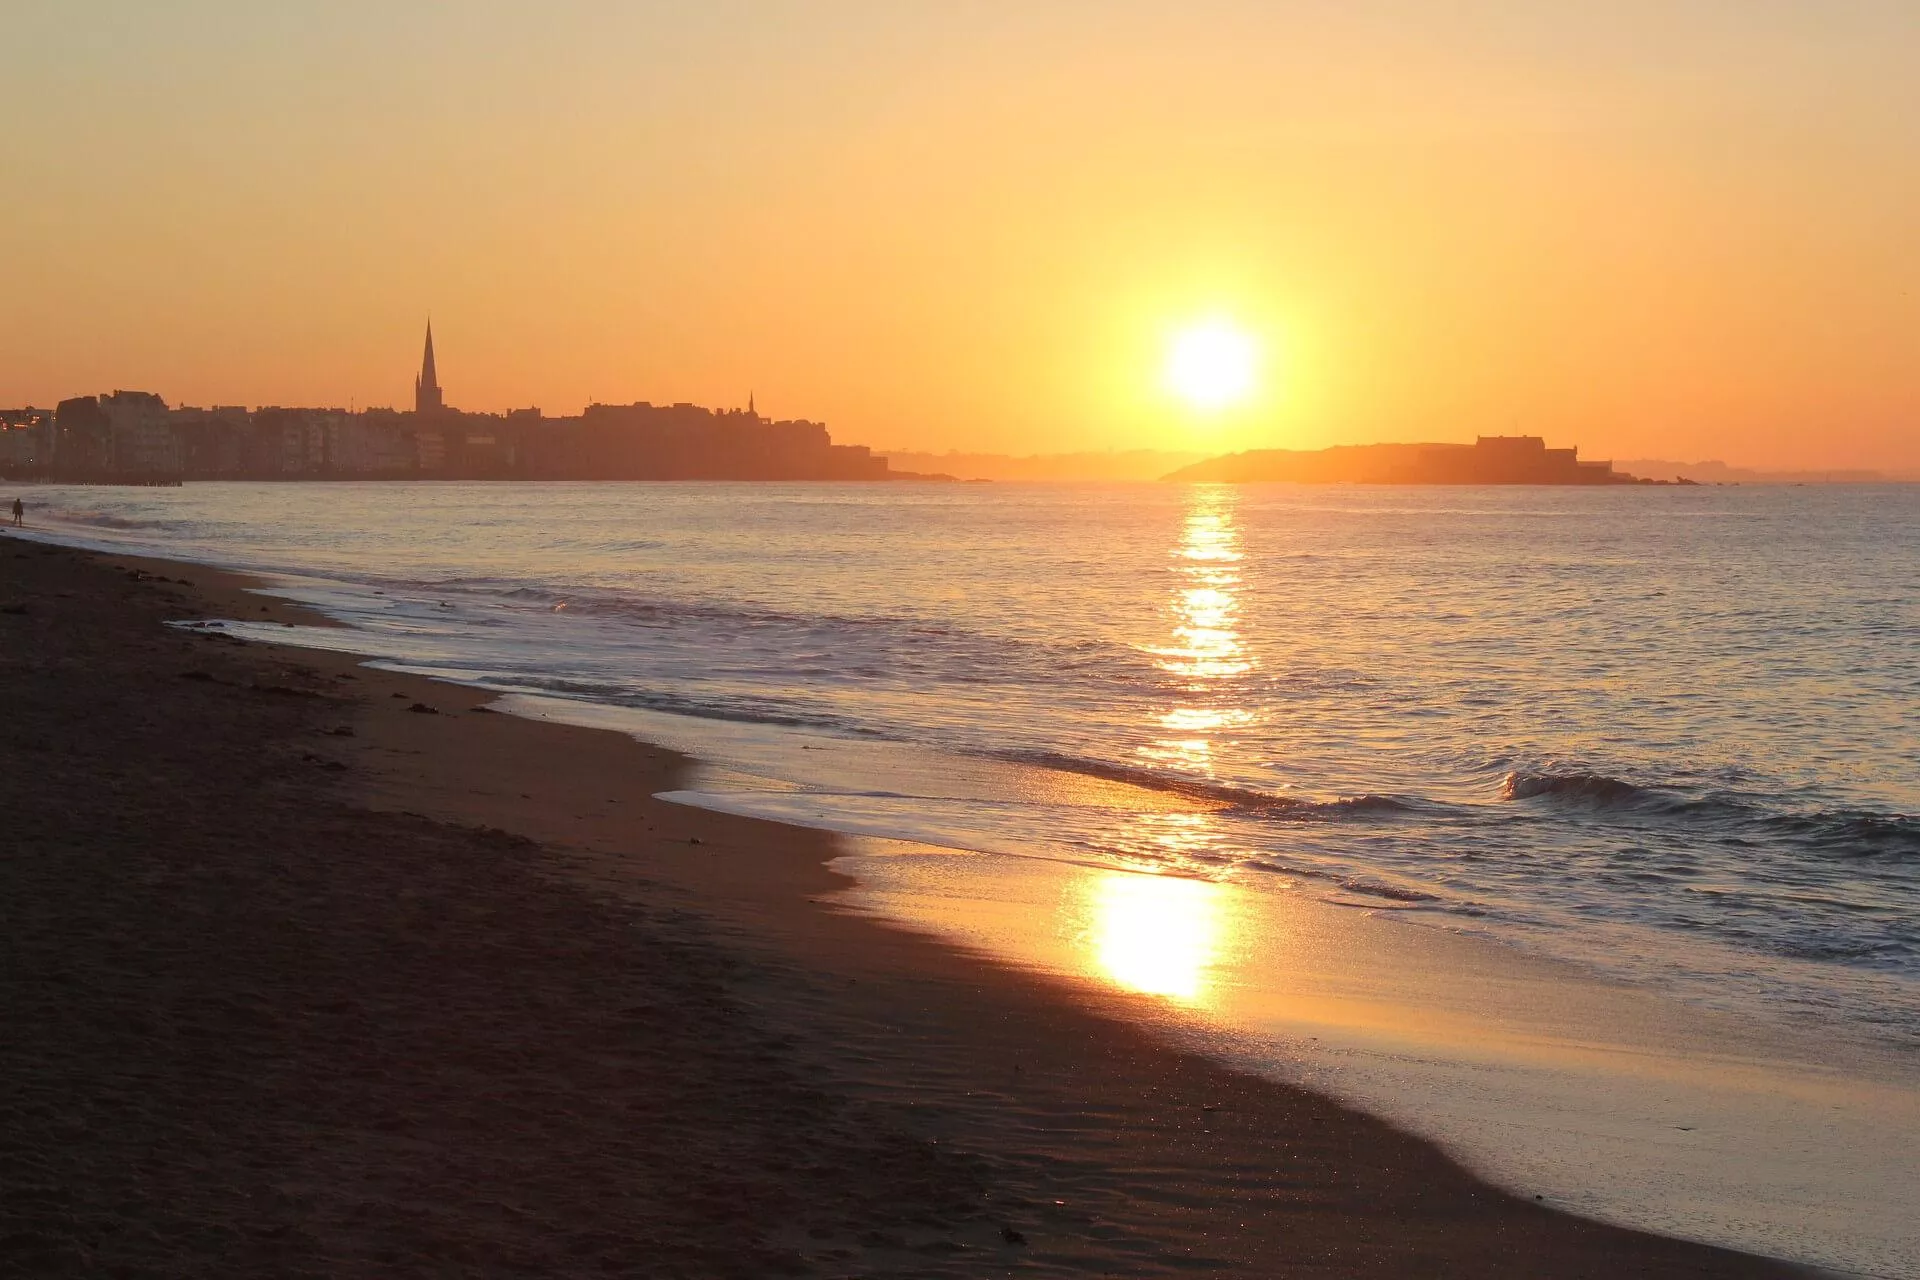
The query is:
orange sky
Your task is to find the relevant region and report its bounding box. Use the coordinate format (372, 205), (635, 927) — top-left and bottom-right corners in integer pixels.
(3, 2), (1916, 470)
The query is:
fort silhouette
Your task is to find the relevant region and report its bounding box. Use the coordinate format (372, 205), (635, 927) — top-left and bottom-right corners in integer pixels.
(1164, 437), (1666, 485)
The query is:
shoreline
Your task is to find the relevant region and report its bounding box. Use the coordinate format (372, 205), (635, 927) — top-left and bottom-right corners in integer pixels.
(0, 534), (1820, 1276)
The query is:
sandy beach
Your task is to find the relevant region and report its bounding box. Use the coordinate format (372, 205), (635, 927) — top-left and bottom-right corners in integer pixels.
(0, 535), (1813, 1277)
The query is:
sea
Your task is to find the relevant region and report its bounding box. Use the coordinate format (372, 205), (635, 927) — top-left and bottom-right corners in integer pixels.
(10, 478), (1920, 1271)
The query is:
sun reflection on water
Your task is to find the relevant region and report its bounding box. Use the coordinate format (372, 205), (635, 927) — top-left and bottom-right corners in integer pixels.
(1142, 486), (1255, 774)
(1084, 871), (1227, 1003)
(1069, 488), (1258, 1002)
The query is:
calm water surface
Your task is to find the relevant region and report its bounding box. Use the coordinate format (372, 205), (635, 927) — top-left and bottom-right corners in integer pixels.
(18, 480), (1920, 1044)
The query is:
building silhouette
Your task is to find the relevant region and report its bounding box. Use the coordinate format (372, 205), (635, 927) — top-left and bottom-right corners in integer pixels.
(4, 324), (905, 483)
(414, 322), (444, 416)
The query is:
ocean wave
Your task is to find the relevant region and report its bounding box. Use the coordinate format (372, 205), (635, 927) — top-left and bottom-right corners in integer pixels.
(50, 510), (181, 532)
(507, 678), (878, 735)
(1500, 769), (1763, 822)
(996, 748), (1434, 820)
(1769, 935), (1915, 965)
(1315, 794), (1425, 817)
(1502, 770), (1658, 807)
(1329, 877), (1442, 904)
(333, 574), (1179, 687)
(1235, 859), (1443, 908)
(1502, 771), (1919, 860)
(1760, 810), (1920, 860)
(464, 583), (906, 632)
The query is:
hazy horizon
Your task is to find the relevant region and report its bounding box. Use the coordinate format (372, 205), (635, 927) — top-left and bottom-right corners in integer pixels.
(4, 1), (1917, 471)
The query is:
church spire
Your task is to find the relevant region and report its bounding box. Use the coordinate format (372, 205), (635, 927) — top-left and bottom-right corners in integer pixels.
(414, 320), (444, 414)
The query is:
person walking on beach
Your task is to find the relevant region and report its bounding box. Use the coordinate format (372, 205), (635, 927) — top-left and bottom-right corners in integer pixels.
(9, 498), (21, 527)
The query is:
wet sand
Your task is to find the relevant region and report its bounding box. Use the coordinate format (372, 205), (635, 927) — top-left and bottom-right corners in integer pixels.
(0, 535), (1810, 1276)
(834, 841), (1919, 1276)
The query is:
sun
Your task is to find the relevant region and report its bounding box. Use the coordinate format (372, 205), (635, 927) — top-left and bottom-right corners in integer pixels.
(1164, 321), (1258, 411)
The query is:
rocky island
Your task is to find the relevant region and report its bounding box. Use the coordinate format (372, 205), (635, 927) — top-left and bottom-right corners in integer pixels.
(1165, 435), (1677, 485)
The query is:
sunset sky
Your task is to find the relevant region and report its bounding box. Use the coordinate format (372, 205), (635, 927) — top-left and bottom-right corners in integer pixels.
(4, 1), (1917, 469)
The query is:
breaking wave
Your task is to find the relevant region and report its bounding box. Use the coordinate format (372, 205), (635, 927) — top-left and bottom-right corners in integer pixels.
(1503, 769), (1655, 806)
(47, 509), (182, 532)
(1502, 771), (1918, 860)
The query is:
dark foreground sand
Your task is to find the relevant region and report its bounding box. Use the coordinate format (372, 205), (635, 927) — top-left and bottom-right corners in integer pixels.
(0, 537), (1808, 1277)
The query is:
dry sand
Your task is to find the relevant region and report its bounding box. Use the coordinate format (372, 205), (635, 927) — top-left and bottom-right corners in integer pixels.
(0, 536), (1809, 1277)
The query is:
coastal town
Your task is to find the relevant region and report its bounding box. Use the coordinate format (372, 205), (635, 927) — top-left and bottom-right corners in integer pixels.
(0, 326), (896, 483)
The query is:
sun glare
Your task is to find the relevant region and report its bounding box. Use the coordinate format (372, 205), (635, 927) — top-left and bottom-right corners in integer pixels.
(1086, 871), (1225, 1003)
(1165, 321), (1258, 411)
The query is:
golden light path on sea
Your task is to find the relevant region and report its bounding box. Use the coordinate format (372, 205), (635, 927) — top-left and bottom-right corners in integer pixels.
(1140, 485), (1255, 775)
(1076, 486), (1261, 1004)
